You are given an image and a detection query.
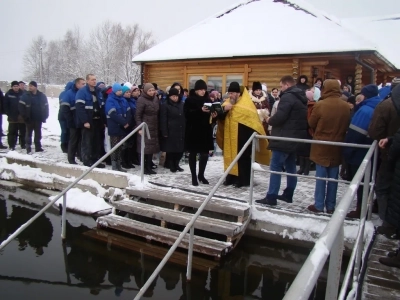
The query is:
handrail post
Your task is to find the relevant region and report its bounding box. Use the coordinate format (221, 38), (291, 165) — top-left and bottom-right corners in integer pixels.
(368, 144), (379, 220)
(249, 135), (257, 206)
(354, 160), (371, 278)
(186, 226), (194, 281)
(140, 124), (146, 183)
(61, 193), (67, 239)
(325, 223), (344, 300)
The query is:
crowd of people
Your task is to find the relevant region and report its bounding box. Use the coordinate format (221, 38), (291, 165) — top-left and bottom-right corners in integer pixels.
(1, 73), (400, 266)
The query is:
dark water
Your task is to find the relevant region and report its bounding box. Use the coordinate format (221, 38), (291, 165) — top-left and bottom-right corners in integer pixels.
(0, 184), (332, 300)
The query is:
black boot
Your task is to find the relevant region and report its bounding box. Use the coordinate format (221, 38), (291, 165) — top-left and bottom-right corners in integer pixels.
(297, 156), (305, 175)
(61, 142), (68, 153)
(144, 154), (156, 175)
(121, 149), (134, 169)
(170, 158), (177, 173)
(189, 152), (198, 186)
(198, 153), (209, 184)
(303, 158), (311, 176)
(175, 157), (184, 172)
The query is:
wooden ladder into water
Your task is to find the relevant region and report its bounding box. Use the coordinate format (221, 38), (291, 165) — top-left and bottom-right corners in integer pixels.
(96, 185), (251, 258)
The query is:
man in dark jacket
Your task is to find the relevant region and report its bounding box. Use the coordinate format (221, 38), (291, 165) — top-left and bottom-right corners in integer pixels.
(344, 84), (381, 218)
(4, 81), (26, 150)
(256, 75), (308, 205)
(19, 81), (49, 154)
(369, 83), (400, 236)
(75, 74), (106, 168)
(0, 88), (6, 148)
(60, 78), (85, 164)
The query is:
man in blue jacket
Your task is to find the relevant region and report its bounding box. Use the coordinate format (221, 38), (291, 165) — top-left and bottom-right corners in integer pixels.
(19, 81), (49, 154)
(4, 81), (25, 150)
(75, 74), (106, 168)
(344, 84), (381, 218)
(58, 81), (74, 153)
(60, 78), (85, 164)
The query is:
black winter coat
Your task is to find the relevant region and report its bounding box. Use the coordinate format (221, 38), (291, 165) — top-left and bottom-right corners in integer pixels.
(268, 86), (308, 153)
(386, 128), (400, 229)
(160, 98), (185, 153)
(0, 89), (4, 114)
(4, 89), (23, 123)
(184, 90), (214, 152)
(19, 90), (49, 123)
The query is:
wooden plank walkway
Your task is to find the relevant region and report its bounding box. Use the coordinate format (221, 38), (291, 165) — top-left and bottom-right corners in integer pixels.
(363, 234), (400, 299)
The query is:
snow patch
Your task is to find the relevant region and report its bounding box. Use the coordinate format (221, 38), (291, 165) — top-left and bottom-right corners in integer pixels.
(252, 162), (266, 172)
(128, 174), (148, 189)
(50, 188), (112, 215)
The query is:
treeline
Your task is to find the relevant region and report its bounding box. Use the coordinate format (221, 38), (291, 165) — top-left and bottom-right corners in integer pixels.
(23, 21), (155, 85)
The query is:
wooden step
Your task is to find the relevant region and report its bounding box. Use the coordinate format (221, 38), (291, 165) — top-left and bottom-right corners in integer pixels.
(114, 199), (244, 237)
(97, 214), (232, 257)
(126, 186), (250, 220)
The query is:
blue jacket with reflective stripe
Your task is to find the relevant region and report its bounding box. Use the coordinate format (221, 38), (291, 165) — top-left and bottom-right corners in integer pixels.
(58, 82), (74, 121)
(343, 95), (381, 165)
(105, 92), (131, 136)
(60, 85), (79, 129)
(75, 84), (104, 128)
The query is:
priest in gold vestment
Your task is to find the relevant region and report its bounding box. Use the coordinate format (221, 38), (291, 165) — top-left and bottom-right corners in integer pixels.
(216, 82), (271, 188)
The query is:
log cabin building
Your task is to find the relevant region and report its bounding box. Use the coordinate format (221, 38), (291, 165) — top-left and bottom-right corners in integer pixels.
(133, 0), (400, 94)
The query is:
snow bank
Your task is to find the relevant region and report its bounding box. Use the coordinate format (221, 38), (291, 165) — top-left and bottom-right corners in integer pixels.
(49, 188), (111, 215)
(128, 174), (148, 189)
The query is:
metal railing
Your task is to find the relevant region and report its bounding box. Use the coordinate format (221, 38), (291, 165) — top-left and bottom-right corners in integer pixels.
(135, 134), (377, 300)
(0, 122), (150, 250)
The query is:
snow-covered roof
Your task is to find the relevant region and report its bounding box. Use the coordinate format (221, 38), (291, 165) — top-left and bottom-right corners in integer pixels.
(133, 0), (391, 66)
(341, 14), (400, 69)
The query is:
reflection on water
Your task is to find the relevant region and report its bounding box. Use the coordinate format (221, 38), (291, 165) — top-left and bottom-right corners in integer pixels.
(0, 186), (330, 299)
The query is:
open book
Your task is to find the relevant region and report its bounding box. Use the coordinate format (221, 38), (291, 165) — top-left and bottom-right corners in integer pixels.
(204, 102), (224, 115)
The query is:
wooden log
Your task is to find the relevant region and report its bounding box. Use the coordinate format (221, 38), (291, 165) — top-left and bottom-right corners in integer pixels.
(355, 64), (363, 94)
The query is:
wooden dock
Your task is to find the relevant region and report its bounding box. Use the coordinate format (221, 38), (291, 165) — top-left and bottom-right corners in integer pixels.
(96, 185), (251, 258)
(362, 234), (400, 299)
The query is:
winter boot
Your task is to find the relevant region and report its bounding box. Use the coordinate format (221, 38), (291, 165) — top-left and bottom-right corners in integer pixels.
(144, 154), (156, 175)
(303, 158), (311, 176)
(255, 194), (278, 206)
(346, 206), (361, 219)
(189, 152), (198, 186)
(175, 159), (184, 172)
(26, 146), (32, 154)
(0, 143), (6, 150)
(111, 161), (118, 171)
(307, 204), (324, 213)
(377, 222), (400, 239)
(379, 250), (400, 268)
(169, 159), (177, 173)
(197, 153), (209, 184)
(277, 188), (294, 203)
(116, 161), (127, 173)
(297, 156), (305, 175)
(121, 149), (134, 169)
(61, 142), (68, 153)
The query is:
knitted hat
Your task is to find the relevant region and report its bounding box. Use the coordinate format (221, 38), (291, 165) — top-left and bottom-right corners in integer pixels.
(152, 83), (158, 90)
(209, 91), (219, 99)
(361, 84), (379, 99)
(392, 77), (400, 90)
(131, 85), (139, 91)
(122, 85), (131, 95)
(11, 81), (19, 87)
(194, 79), (207, 91)
(168, 87), (180, 97)
(29, 81), (37, 88)
(124, 82), (133, 89)
(18, 81), (25, 85)
(252, 81), (262, 91)
(112, 83), (123, 94)
(262, 84), (267, 92)
(306, 90), (314, 101)
(143, 83), (155, 93)
(228, 82), (240, 93)
(313, 87), (321, 101)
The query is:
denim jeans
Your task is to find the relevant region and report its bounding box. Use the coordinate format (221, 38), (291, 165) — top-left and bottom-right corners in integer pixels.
(59, 119), (69, 144)
(314, 164), (339, 211)
(267, 150), (297, 196)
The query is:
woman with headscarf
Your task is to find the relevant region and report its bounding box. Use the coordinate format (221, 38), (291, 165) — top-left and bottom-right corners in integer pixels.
(184, 80), (217, 186)
(135, 83), (160, 175)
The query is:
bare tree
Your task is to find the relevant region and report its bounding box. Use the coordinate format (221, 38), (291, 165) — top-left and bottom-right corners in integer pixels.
(23, 36), (47, 82)
(23, 22), (156, 85)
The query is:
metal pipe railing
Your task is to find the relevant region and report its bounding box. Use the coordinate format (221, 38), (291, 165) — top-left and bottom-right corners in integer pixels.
(282, 141), (377, 300)
(0, 122), (150, 250)
(133, 132), (258, 300)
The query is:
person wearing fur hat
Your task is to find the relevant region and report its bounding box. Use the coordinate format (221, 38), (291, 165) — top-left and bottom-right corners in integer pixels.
(135, 83), (160, 175)
(105, 83), (131, 172)
(296, 75), (310, 92)
(249, 81), (270, 133)
(184, 79), (217, 186)
(160, 88), (186, 173)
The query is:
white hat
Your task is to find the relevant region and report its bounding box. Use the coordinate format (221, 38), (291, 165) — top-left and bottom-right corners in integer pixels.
(262, 84), (267, 92)
(124, 82), (133, 90)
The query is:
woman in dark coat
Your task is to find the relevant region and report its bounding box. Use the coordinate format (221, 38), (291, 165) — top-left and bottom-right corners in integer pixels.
(135, 83), (160, 175)
(184, 80), (217, 186)
(160, 88), (185, 173)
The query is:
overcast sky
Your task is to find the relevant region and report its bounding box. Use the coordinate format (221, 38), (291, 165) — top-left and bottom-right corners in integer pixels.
(1, 0), (399, 81)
